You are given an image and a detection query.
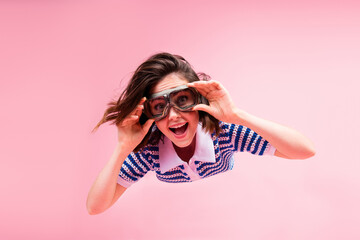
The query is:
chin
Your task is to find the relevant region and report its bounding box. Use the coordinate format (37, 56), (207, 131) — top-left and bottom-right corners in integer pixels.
(172, 139), (193, 148)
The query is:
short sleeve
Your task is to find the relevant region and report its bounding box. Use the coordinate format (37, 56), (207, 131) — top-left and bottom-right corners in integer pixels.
(222, 122), (276, 156)
(117, 149), (153, 188)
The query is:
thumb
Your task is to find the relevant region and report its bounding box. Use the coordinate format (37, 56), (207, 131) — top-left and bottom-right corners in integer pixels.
(142, 118), (155, 132)
(193, 104), (214, 115)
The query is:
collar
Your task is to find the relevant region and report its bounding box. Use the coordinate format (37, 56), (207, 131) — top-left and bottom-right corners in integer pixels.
(158, 124), (216, 173)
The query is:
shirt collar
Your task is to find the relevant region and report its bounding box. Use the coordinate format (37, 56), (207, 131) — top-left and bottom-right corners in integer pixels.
(158, 124), (216, 173)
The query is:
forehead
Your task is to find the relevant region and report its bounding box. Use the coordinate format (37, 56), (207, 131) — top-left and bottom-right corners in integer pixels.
(152, 73), (189, 94)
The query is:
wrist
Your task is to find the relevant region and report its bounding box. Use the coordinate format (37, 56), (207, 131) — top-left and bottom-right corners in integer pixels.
(228, 107), (248, 125)
(115, 140), (137, 154)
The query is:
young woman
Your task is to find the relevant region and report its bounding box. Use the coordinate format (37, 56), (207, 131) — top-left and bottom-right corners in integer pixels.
(86, 52), (315, 215)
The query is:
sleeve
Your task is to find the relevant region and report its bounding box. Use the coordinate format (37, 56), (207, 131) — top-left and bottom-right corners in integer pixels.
(117, 148), (153, 188)
(222, 122), (276, 156)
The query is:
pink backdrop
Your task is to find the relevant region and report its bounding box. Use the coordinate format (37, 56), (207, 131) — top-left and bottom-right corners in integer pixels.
(1, 0), (359, 239)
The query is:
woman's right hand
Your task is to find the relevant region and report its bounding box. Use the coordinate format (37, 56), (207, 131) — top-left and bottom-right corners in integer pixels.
(116, 97), (154, 148)
(88, 100), (153, 215)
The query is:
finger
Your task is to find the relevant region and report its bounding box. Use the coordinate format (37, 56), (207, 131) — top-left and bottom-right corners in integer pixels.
(142, 118), (155, 132)
(188, 82), (212, 96)
(121, 115), (139, 126)
(188, 81), (209, 89)
(130, 97), (147, 115)
(130, 104), (144, 117)
(137, 97), (147, 110)
(189, 80), (218, 87)
(192, 104), (215, 115)
(122, 116), (138, 125)
(209, 80), (223, 90)
(138, 97), (147, 104)
(134, 104), (144, 116)
(204, 80), (224, 92)
(189, 81), (218, 93)
(192, 87), (208, 97)
(205, 80), (220, 91)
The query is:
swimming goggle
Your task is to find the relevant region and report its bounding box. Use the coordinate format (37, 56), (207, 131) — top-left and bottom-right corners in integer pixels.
(143, 85), (207, 121)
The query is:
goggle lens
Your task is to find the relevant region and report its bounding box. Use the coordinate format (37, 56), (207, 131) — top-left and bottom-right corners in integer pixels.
(144, 86), (201, 120)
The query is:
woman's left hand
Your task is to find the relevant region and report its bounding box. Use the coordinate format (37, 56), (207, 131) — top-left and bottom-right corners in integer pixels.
(187, 80), (238, 123)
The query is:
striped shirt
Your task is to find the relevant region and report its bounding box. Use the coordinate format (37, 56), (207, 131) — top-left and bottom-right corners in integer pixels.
(117, 122), (276, 188)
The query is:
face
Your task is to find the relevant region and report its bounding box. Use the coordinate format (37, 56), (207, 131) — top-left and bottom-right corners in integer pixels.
(151, 73), (199, 148)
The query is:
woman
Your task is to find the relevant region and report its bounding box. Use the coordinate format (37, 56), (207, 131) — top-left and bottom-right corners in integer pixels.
(86, 52), (315, 215)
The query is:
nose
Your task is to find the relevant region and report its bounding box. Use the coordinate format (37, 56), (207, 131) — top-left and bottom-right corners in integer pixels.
(167, 106), (181, 120)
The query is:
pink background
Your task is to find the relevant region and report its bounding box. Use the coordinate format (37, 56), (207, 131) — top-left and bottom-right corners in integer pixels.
(1, 0), (359, 239)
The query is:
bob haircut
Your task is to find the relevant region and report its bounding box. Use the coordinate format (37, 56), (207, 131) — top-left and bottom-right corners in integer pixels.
(92, 52), (221, 152)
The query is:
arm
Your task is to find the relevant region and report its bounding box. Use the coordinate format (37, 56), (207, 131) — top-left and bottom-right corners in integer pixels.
(86, 98), (154, 215)
(230, 109), (315, 159)
(86, 142), (132, 215)
(188, 80), (315, 160)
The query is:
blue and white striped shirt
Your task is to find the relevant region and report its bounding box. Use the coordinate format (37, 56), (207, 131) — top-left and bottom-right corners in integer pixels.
(117, 122), (276, 188)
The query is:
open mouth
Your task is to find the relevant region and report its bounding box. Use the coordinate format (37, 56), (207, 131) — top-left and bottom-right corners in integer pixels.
(169, 123), (188, 135)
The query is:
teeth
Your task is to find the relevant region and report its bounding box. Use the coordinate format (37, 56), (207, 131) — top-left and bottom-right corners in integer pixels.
(170, 123), (186, 129)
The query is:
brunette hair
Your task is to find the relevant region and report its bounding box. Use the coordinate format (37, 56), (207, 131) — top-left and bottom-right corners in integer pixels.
(92, 52), (221, 151)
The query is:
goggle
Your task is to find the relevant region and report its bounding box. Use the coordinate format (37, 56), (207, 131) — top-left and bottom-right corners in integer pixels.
(143, 85), (206, 121)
